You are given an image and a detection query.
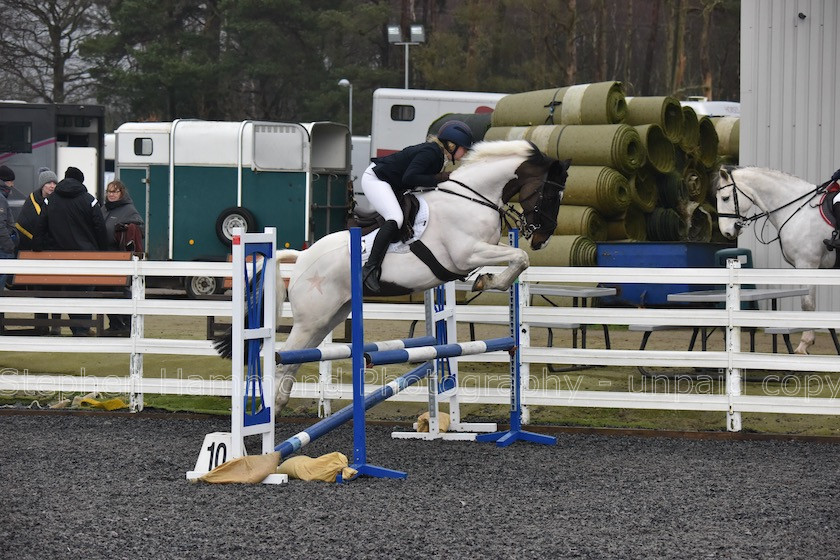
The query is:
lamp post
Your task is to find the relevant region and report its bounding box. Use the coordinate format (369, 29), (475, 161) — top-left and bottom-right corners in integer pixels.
(387, 24), (426, 89)
(338, 78), (352, 134)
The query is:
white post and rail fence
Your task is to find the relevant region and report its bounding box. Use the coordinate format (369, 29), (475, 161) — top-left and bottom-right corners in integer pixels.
(1, 258), (839, 431)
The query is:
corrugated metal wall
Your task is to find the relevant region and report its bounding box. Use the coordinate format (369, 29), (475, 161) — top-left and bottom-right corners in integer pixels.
(740, 0), (840, 311)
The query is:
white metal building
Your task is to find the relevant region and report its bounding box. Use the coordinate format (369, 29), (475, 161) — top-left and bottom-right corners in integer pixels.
(740, 0), (840, 310)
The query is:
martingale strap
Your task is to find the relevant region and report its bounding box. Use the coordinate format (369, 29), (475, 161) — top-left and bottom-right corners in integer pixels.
(409, 240), (468, 282)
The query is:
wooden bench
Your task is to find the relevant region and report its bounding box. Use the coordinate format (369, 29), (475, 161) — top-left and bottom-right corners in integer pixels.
(1, 251), (132, 336)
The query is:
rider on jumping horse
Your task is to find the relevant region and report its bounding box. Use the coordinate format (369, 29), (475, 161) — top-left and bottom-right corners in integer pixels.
(824, 168), (840, 250)
(359, 120), (474, 292)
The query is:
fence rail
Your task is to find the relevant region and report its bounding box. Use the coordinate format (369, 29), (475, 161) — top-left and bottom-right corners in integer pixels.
(2, 258), (840, 430)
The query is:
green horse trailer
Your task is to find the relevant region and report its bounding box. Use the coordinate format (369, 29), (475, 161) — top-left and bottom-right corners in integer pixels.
(115, 120), (350, 296)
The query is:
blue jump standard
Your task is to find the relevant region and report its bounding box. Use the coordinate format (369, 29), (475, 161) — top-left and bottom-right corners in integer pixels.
(364, 337), (515, 366)
(274, 360), (433, 458)
(276, 336), (437, 365)
(346, 227), (408, 481)
(475, 229), (556, 448)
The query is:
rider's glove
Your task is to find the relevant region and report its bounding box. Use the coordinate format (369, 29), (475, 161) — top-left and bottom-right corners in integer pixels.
(434, 172), (451, 184)
(831, 168), (840, 182)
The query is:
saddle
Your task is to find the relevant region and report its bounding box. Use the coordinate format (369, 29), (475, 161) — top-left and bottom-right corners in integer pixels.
(818, 182), (840, 227)
(347, 193), (421, 243)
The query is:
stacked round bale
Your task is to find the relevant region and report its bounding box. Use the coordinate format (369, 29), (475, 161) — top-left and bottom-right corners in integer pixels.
(478, 82), (725, 266)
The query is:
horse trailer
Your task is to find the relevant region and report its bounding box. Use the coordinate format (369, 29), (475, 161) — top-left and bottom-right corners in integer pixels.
(114, 119), (350, 296)
(0, 101), (105, 217)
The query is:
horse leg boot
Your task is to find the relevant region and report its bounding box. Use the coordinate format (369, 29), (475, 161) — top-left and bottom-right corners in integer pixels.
(824, 202), (840, 251)
(362, 219), (399, 293)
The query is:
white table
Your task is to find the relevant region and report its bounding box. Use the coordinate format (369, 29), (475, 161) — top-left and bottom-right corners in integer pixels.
(666, 287), (811, 353)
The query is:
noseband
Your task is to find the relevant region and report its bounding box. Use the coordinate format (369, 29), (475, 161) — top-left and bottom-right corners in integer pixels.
(715, 178), (760, 231)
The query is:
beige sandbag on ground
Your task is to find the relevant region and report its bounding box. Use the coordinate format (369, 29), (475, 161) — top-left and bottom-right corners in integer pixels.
(277, 452), (357, 482)
(198, 452), (281, 484)
(417, 411), (450, 432)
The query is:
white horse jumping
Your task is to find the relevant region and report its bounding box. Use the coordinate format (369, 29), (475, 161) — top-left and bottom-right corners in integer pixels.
(715, 165), (838, 354)
(216, 139), (569, 408)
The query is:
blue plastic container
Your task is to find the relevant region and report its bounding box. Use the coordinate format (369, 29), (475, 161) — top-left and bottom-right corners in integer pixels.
(596, 242), (733, 306)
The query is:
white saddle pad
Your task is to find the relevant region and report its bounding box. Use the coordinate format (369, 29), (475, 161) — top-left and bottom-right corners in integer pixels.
(359, 197), (429, 265)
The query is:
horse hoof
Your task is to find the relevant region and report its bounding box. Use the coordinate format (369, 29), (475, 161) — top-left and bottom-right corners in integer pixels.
(472, 275), (489, 291)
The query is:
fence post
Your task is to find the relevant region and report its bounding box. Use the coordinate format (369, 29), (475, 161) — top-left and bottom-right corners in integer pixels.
(725, 259), (742, 432)
(129, 255), (145, 412)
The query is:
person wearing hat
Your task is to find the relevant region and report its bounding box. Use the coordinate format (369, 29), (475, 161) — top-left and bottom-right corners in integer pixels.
(15, 167), (57, 251)
(33, 167), (107, 335)
(0, 165), (19, 294)
(12, 168), (59, 332)
(358, 120), (475, 293)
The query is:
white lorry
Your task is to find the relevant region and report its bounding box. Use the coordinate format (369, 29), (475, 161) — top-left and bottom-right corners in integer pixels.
(351, 88), (506, 214)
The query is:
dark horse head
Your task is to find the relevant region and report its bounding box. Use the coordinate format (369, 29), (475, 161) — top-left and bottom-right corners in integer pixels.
(501, 142), (570, 250)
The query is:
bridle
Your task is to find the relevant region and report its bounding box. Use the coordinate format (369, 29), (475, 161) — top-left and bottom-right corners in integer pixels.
(717, 172), (828, 241)
(417, 175), (564, 240)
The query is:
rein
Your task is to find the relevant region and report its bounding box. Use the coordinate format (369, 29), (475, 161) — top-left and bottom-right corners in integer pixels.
(414, 177), (560, 240)
(717, 176), (828, 244)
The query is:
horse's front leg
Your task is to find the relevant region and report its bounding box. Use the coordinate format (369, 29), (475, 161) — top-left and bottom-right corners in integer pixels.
(794, 287), (817, 355)
(465, 242), (530, 292)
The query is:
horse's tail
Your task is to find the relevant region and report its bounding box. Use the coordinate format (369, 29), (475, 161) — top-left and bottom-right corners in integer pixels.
(212, 249), (300, 362)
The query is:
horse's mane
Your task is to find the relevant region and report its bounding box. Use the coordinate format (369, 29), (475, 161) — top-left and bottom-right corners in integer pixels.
(458, 139), (535, 167)
(728, 165), (816, 189)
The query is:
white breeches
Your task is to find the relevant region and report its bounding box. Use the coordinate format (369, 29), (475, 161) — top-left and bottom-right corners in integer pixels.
(361, 164), (404, 228)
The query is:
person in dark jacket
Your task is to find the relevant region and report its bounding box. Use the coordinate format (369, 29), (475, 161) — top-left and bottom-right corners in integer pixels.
(15, 167), (57, 251)
(34, 167), (108, 252)
(33, 167), (108, 335)
(359, 120), (474, 292)
(101, 180), (144, 335)
(0, 165), (19, 293)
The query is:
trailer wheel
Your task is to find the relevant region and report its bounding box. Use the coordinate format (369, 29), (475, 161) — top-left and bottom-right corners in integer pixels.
(185, 275), (224, 299)
(215, 207), (257, 245)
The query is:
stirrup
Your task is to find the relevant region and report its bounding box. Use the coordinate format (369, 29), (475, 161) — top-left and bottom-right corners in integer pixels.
(824, 230), (840, 251)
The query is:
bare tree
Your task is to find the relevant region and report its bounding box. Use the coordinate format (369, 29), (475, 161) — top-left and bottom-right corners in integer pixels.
(0, 0), (101, 103)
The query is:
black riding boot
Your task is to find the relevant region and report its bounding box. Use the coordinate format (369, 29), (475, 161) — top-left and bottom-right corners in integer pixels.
(362, 220), (399, 293)
(824, 202), (840, 251)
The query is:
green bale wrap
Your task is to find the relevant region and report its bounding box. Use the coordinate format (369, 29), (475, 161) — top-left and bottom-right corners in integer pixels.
(633, 124), (675, 173)
(562, 165), (630, 217)
(697, 116), (720, 167)
(516, 124), (646, 176)
(686, 201), (713, 242)
(628, 167), (658, 212)
(491, 81), (627, 127)
(523, 234), (597, 266)
(655, 170), (688, 209)
(625, 96), (684, 143)
(712, 117), (739, 158)
(428, 113), (493, 142)
(606, 205), (647, 241)
(646, 207), (687, 241)
(683, 164), (710, 203)
(679, 106), (701, 152)
(554, 205), (607, 241)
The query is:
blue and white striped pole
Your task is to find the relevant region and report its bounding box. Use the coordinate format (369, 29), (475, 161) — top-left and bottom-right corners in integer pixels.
(364, 337), (514, 366)
(276, 336), (437, 365)
(274, 361), (433, 458)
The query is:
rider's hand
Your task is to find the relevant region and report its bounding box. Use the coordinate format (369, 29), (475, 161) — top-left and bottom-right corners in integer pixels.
(434, 172), (451, 184)
(832, 168), (840, 182)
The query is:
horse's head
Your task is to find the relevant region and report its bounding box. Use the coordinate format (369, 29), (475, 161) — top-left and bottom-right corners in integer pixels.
(502, 143), (570, 250)
(715, 165), (753, 239)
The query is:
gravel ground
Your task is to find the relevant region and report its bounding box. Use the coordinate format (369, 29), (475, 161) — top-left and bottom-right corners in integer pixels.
(2, 412), (840, 560)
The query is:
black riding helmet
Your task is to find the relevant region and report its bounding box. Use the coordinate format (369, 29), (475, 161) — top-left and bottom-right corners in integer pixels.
(437, 120), (474, 160)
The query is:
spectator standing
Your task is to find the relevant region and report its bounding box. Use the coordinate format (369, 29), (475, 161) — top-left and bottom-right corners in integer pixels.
(102, 179), (144, 335)
(15, 167), (57, 250)
(34, 167), (108, 336)
(14, 167), (59, 333)
(0, 165), (19, 294)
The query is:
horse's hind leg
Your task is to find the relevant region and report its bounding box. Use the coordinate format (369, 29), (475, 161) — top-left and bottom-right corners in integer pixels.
(794, 287), (817, 355)
(275, 300), (352, 410)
